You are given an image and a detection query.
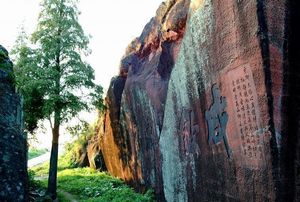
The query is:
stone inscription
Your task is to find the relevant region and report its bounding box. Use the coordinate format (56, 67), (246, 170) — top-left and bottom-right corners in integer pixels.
(179, 109), (200, 157)
(227, 64), (264, 165)
(205, 84), (231, 158)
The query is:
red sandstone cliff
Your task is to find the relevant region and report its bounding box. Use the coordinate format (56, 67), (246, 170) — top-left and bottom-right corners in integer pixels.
(97, 1), (189, 200)
(96, 0), (300, 201)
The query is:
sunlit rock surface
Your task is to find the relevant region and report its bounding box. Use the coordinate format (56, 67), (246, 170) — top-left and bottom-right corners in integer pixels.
(0, 45), (28, 201)
(97, 1), (189, 200)
(96, 0), (299, 201)
(87, 135), (106, 170)
(73, 141), (90, 168)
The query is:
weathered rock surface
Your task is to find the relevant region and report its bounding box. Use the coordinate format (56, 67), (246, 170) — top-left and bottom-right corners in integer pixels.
(72, 141), (90, 168)
(0, 45), (28, 201)
(96, 0), (300, 201)
(87, 135), (106, 170)
(98, 1), (189, 199)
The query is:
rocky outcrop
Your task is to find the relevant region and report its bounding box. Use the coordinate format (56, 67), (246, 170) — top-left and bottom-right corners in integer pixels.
(0, 45), (28, 201)
(72, 141), (90, 168)
(87, 135), (106, 170)
(98, 1), (189, 199)
(97, 0), (299, 201)
(70, 132), (106, 170)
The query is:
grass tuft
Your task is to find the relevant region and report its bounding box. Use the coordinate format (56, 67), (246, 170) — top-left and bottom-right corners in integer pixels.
(30, 164), (154, 202)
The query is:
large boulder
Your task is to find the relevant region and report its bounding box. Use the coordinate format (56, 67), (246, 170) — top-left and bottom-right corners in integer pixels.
(0, 45), (28, 201)
(97, 0), (300, 201)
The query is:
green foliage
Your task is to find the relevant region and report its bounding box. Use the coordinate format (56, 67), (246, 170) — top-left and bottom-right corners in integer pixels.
(31, 164), (155, 202)
(63, 121), (96, 167)
(28, 148), (48, 160)
(57, 168), (154, 202)
(28, 170), (49, 202)
(0, 48), (7, 59)
(66, 120), (91, 138)
(10, 28), (45, 132)
(28, 170), (41, 188)
(57, 191), (70, 202)
(11, 0), (105, 133)
(0, 45), (15, 83)
(31, 155), (72, 176)
(31, 161), (50, 176)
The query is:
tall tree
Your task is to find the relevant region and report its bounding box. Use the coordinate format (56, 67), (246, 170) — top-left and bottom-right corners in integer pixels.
(13, 0), (104, 199)
(12, 27), (46, 133)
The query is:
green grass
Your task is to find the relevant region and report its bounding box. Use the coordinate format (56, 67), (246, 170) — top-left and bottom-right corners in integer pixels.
(31, 161), (50, 175)
(57, 191), (70, 202)
(31, 155), (71, 175)
(28, 148), (48, 160)
(30, 163), (154, 202)
(57, 168), (154, 202)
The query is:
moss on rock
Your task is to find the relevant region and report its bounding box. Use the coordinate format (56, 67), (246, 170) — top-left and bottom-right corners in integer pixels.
(0, 45), (15, 83)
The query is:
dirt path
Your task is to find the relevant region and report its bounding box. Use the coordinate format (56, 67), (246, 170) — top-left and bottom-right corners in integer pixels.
(58, 189), (79, 202)
(28, 146), (65, 168)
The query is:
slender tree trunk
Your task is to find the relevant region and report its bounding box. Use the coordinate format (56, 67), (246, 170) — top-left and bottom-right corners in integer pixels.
(47, 5), (62, 198)
(47, 122), (60, 199)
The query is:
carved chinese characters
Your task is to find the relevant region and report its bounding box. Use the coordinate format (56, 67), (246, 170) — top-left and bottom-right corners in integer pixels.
(205, 84), (231, 157)
(227, 64), (264, 167)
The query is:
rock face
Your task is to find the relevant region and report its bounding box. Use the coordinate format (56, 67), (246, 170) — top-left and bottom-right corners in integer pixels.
(97, 0), (300, 201)
(87, 135), (106, 170)
(98, 1), (189, 199)
(0, 45), (28, 201)
(73, 141), (90, 168)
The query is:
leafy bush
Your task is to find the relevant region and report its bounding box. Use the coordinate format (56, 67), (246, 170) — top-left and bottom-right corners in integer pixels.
(63, 121), (96, 167)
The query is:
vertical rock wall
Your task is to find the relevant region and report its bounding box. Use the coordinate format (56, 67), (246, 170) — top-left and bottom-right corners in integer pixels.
(98, 1), (190, 200)
(160, 0), (283, 201)
(0, 45), (27, 201)
(97, 0), (299, 201)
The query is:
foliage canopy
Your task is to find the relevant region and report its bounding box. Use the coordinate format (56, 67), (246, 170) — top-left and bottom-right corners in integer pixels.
(12, 0), (105, 133)
(12, 0), (105, 198)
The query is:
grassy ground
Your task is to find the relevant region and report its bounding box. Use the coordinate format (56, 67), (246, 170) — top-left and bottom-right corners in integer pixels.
(28, 148), (48, 160)
(30, 159), (154, 202)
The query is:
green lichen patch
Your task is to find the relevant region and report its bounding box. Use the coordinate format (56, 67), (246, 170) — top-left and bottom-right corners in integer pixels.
(0, 46), (15, 83)
(0, 46), (8, 60)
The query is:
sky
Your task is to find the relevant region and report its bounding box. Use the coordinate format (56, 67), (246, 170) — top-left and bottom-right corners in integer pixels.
(0, 0), (163, 90)
(0, 0), (163, 148)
